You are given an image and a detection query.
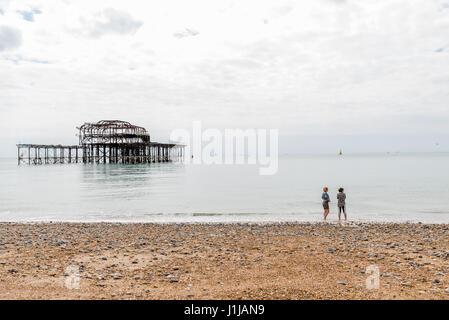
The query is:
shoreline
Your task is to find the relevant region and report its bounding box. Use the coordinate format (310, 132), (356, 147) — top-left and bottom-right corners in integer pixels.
(1, 221), (448, 299)
(0, 218), (448, 225)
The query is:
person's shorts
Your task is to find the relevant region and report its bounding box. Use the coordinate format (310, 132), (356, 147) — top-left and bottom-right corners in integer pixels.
(322, 201), (329, 210)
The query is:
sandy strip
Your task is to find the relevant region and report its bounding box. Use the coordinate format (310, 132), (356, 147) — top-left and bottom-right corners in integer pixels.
(0, 221), (448, 299)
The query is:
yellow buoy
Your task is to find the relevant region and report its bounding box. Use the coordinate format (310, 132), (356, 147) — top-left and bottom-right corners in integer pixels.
(339, 149), (343, 155)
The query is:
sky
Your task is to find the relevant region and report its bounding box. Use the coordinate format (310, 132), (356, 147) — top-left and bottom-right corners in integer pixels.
(0, 0), (449, 156)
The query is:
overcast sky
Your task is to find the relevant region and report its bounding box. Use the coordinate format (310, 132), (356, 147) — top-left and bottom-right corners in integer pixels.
(1, 0), (448, 156)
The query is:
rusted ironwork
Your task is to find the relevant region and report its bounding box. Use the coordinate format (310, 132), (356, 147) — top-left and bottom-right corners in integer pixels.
(78, 120), (151, 145)
(17, 120), (184, 165)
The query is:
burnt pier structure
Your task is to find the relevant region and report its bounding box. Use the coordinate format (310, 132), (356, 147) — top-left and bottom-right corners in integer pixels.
(17, 120), (184, 165)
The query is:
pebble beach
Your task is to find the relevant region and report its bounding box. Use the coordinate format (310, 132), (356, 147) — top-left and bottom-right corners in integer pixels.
(0, 222), (448, 299)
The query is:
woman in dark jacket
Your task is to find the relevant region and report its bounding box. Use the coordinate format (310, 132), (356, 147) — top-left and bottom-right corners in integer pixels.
(337, 187), (347, 221)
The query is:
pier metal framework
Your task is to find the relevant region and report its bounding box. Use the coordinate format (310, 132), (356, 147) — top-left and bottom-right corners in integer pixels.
(17, 120), (184, 165)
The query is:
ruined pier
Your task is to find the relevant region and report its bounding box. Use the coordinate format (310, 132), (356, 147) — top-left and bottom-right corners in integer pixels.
(17, 120), (184, 165)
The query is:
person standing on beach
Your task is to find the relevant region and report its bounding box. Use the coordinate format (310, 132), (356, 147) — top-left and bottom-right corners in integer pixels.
(322, 187), (330, 220)
(337, 187), (347, 221)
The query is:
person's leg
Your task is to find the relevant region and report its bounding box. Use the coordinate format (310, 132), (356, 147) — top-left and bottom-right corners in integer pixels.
(343, 206), (347, 220)
(324, 209), (329, 220)
(338, 207), (342, 220)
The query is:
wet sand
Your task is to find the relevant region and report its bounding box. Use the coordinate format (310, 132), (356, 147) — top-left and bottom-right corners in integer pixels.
(0, 222), (448, 299)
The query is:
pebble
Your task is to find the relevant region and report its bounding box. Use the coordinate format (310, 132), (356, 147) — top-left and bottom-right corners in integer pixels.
(1, 221), (449, 299)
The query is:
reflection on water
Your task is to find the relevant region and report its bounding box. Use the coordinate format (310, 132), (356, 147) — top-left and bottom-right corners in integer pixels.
(0, 154), (449, 223)
(80, 162), (186, 204)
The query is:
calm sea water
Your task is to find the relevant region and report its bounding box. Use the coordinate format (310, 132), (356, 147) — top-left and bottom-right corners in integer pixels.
(1, 154), (449, 223)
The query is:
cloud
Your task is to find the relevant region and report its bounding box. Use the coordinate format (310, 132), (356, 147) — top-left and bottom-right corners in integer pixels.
(4, 54), (49, 64)
(2, 1), (449, 155)
(0, 25), (22, 51)
(173, 28), (199, 39)
(272, 5), (294, 17)
(17, 8), (42, 22)
(0, 0), (11, 13)
(87, 8), (143, 38)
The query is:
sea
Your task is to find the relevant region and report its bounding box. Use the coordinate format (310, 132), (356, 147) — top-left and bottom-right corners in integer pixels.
(1, 153), (448, 223)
